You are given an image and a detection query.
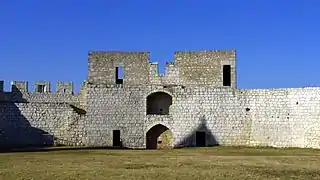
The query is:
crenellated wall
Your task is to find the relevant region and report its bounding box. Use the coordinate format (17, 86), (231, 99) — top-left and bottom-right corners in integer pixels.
(0, 80), (87, 148)
(0, 81), (81, 103)
(2, 80), (75, 94)
(2, 49), (320, 150)
(149, 62), (180, 85)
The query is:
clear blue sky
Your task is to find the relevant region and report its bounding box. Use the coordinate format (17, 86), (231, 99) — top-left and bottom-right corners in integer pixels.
(1, 1), (319, 92)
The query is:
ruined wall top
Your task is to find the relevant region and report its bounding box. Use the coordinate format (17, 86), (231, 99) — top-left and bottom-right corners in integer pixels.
(87, 50), (237, 88)
(0, 80), (87, 103)
(88, 51), (150, 86)
(0, 81), (76, 94)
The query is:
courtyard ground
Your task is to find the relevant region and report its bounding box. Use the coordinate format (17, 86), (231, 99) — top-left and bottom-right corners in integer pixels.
(0, 146), (320, 180)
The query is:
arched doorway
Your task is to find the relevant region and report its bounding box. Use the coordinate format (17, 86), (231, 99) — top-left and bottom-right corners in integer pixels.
(146, 92), (172, 115)
(146, 124), (173, 149)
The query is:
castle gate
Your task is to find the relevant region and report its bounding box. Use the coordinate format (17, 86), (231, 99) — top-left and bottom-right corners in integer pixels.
(146, 124), (173, 149)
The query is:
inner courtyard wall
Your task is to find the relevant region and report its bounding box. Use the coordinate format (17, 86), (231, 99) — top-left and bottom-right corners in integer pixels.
(1, 49), (320, 149)
(0, 81), (87, 147)
(84, 85), (320, 149)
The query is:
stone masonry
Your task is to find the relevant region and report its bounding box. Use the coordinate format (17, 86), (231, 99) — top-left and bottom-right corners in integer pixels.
(1, 49), (320, 149)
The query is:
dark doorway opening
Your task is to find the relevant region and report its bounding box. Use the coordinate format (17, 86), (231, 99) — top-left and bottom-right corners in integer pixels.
(146, 92), (172, 115)
(113, 130), (121, 147)
(223, 65), (231, 86)
(115, 66), (124, 84)
(196, 131), (206, 147)
(146, 124), (173, 149)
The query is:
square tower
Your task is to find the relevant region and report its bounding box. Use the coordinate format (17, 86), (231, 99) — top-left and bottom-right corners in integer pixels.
(87, 51), (150, 86)
(174, 50), (236, 88)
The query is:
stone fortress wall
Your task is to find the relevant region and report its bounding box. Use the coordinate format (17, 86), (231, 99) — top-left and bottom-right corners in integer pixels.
(1, 50), (320, 149)
(0, 81), (88, 147)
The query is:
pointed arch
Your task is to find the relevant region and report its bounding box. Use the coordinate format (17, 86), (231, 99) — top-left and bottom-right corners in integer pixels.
(146, 124), (173, 149)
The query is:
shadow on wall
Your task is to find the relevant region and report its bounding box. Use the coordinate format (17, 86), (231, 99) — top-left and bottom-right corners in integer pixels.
(0, 85), (54, 151)
(176, 115), (219, 147)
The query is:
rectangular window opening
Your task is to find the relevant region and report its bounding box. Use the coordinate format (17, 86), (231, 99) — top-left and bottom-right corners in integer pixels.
(223, 65), (231, 86)
(113, 130), (121, 147)
(37, 85), (45, 93)
(115, 66), (124, 84)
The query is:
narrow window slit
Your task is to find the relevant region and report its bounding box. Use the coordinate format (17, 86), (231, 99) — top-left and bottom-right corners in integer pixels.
(116, 66), (124, 84)
(223, 65), (231, 86)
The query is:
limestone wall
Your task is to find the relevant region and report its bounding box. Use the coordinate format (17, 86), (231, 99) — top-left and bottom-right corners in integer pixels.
(174, 50), (236, 88)
(88, 52), (150, 85)
(84, 84), (146, 148)
(0, 92), (79, 103)
(81, 84), (320, 149)
(88, 50), (236, 88)
(168, 86), (320, 149)
(2, 46), (320, 150)
(0, 102), (86, 147)
(0, 80), (87, 148)
(1, 83), (320, 149)
(149, 62), (180, 85)
(84, 85), (244, 148)
(168, 86), (247, 147)
(241, 87), (320, 149)
(2, 80), (320, 149)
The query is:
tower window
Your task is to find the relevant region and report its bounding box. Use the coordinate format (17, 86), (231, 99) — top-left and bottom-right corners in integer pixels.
(223, 65), (231, 86)
(116, 66), (124, 84)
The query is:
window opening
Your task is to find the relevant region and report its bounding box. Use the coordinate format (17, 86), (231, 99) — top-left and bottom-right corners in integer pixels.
(223, 65), (231, 86)
(37, 85), (45, 93)
(116, 66), (124, 84)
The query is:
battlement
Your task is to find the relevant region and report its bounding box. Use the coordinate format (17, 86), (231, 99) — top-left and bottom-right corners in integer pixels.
(149, 62), (176, 76)
(5, 49), (320, 151)
(0, 80), (76, 94)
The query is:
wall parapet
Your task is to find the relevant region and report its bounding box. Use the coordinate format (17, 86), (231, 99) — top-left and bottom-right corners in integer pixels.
(0, 80), (76, 94)
(149, 61), (180, 85)
(0, 80), (87, 104)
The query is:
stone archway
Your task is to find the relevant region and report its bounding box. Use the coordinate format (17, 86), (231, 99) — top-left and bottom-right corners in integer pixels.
(146, 92), (172, 115)
(146, 124), (173, 149)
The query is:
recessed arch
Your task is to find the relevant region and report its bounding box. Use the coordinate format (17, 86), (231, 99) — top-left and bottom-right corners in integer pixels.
(146, 91), (172, 115)
(146, 124), (173, 149)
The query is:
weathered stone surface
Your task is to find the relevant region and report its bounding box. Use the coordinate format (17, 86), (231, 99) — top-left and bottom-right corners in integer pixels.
(1, 50), (320, 149)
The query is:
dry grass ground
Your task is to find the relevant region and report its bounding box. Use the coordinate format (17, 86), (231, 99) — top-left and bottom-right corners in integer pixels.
(1, 146), (320, 180)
